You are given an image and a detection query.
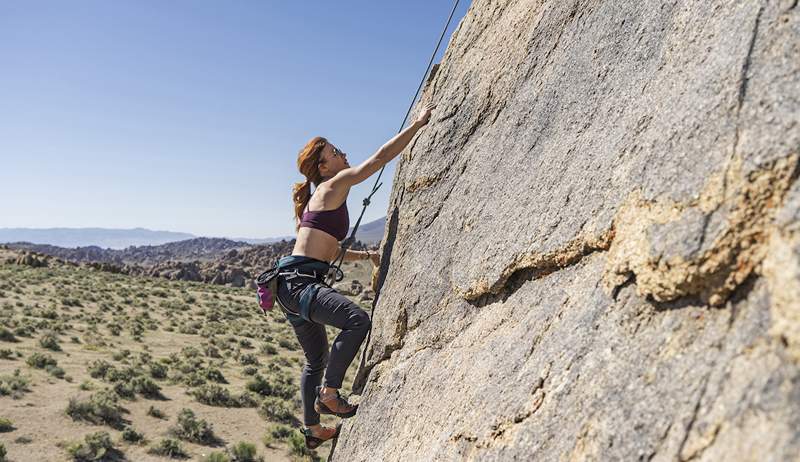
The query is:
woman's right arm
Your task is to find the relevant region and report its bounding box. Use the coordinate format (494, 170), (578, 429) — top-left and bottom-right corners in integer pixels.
(332, 103), (435, 188)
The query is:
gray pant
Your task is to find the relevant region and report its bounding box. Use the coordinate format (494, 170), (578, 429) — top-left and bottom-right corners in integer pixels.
(276, 268), (371, 426)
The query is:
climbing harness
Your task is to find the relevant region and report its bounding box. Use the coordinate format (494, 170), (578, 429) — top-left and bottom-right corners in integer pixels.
(326, 0), (462, 288)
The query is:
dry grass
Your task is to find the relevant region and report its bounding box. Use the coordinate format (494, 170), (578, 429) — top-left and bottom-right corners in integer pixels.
(0, 248), (374, 461)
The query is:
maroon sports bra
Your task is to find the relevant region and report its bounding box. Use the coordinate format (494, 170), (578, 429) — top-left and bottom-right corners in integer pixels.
(299, 200), (350, 241)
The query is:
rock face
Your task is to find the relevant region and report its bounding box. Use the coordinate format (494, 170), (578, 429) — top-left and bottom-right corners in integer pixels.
(333, 1), (800, 461)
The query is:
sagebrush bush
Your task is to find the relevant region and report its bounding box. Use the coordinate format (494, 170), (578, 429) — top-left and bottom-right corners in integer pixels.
(26, 352), (57, 369)
(87, 360), (112, 379)
(0, 327), (16, 342)
(246, 374), (294, 400)
(192, 384), (236, 407)
(204, 452), (230, 462)
(66, 390), (125, 429)
(229, 441), (261, 462)
(287, 430), (313, 457)
(171, 408), (216, 445)
(0, 369), (30, 398)
(149, 362), (168, 379)
(39, 331), (61, 351)
(0, 418), (13, 432)
(121, 426), (144, 443)
(258, 397), (297, 425)
(148, 438), (187, 459)
(238, 353), (259, 366)
(66, 431), (117, 462)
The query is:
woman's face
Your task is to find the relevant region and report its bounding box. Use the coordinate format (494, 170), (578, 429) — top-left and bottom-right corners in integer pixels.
(318, 143), (350, 178)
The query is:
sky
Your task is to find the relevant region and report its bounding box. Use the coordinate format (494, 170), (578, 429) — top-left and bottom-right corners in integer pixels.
(0, 0), (471, 239)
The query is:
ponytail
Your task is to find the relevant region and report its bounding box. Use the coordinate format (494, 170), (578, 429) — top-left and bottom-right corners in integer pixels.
(292, 136), (328, 229)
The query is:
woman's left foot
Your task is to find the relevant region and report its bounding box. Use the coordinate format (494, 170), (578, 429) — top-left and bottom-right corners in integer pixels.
(303, 424), (341, 449)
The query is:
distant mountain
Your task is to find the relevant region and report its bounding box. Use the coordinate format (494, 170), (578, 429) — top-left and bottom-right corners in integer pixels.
(8, 237), (251, 266)
(351, 216), (386, 245)
(0, 227), (195, 249)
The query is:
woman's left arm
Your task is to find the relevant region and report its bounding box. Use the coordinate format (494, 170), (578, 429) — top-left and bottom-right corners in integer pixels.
(343, 249), (379, 265)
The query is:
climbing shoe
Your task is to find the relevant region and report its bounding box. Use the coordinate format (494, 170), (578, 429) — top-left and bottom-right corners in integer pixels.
(314, 385), (358, 418)
(303, 423), (341, 449)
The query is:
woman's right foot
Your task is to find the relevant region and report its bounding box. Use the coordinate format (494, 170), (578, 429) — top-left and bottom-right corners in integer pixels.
(303, 424), (340, 449)
(314, 386), (358, 418)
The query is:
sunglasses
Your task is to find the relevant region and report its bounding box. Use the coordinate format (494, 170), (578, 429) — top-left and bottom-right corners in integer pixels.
(331, 146), (346, 158)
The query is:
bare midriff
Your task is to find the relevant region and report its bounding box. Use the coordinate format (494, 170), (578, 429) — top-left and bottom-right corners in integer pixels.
(292, 226), (340, 263)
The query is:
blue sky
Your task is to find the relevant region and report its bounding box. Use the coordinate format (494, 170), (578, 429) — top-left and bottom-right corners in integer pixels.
(0, 1), (470, 238)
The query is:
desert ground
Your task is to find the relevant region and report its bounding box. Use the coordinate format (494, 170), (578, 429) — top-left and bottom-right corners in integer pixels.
(0, 248), (375, 461)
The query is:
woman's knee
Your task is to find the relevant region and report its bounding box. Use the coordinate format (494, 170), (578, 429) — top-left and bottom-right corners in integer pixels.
(349, 309), (371, 333)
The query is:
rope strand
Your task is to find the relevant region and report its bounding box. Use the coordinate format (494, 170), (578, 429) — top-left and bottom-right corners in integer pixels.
(327, 0), (462, 287)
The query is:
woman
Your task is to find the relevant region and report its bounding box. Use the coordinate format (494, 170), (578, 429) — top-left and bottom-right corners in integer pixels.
(275, 103), (435, 448)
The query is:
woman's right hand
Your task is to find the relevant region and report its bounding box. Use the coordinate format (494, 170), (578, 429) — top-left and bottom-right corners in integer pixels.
(415, 102), (436, 126)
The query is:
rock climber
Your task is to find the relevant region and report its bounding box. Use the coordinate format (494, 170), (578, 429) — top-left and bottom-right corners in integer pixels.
(275, 102), (436, 448)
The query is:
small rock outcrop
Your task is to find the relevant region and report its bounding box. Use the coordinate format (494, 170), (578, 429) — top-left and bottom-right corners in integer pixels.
(333, 1), (800, 461)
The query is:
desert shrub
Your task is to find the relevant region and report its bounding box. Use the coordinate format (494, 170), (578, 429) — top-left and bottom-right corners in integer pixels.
(258, 397), (297, 425)
(0, 443), (5, 462)
(131, 376), (163, 399)
(0, 327), (16, 342)
(26, 352), (57, 369)
(0, 369), (30, 398)
(112, 381), (136, 399)
(266, 423), (293, 440)
(148, 438), (187, 459)
(245, 374), (294, 400)
(238, 354), (259, 366)
(46, 364), (66, 379)
(180, 371), (207, 387)
(104, 366), (137, 383)
(287, 430), (313, 457)
(277, 338), (297, 350)
(192, 384), (235, 407)
(0, 349), (14, 360)
(242, 366), (258, 376)
(149, 362), (168, 379)
(111, 349), (130, 361)
(87, 360), (113, 379)
(204, 345), (221, 358)
(204, 452), (231, 462)
(147, 405), (167, 419)
(171, 408), (216, 444)
(236, 392), (259, 408)
(260, 344), (277, 355)
(79, 380), (95, 391)
(204, 368), (226, 384)
(229, 441), (260, 462)
(0, 418), (13, 432)
(13, 436), (31, 444)
(238, 338), (253, 349)
(107, 323), (121, 336)
(66, 431), (118, 462)
(66, 390), (125, 429)
(39, 331), (61, 351)
(121, 426), (144, 444)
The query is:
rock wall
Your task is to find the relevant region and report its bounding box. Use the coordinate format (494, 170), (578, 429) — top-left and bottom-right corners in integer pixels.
(332, 0), (800, 461)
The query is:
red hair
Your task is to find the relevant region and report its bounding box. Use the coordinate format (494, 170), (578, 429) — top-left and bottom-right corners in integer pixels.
(292, 136), (328, 230)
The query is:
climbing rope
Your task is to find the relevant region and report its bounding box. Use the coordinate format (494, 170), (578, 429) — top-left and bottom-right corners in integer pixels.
(328, 0), (463, 390)
(327, 0), (462, 288)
